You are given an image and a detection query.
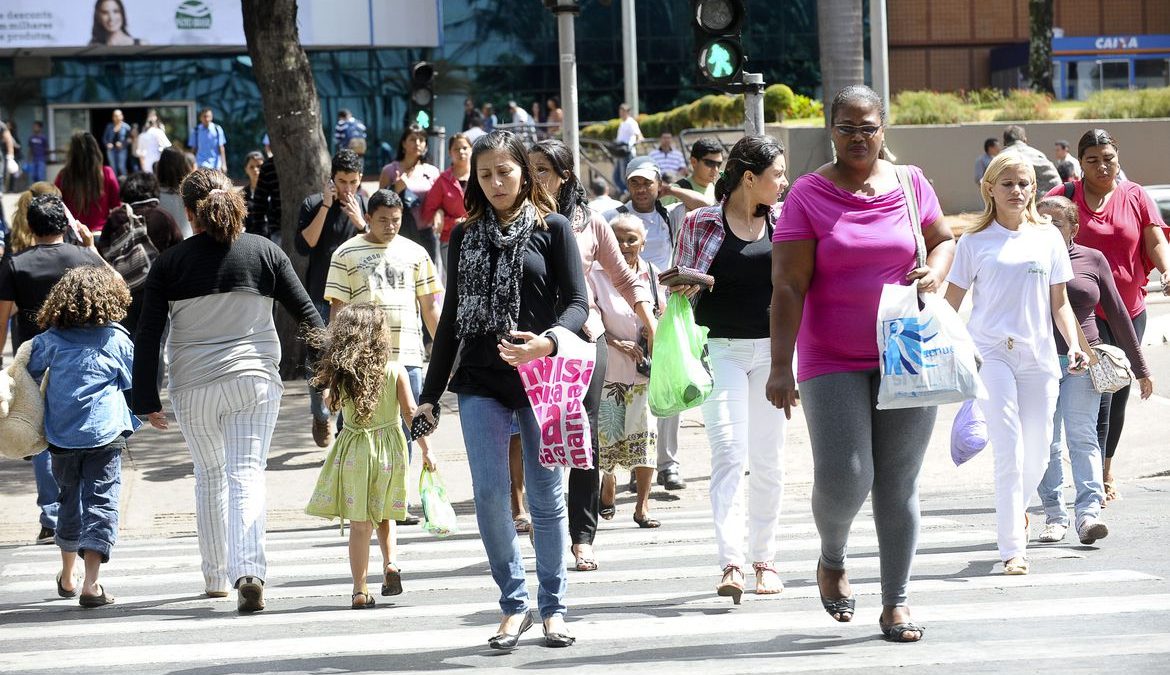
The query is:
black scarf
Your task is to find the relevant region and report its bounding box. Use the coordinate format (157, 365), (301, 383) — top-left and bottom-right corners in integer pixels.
(456, 202), (537, 339)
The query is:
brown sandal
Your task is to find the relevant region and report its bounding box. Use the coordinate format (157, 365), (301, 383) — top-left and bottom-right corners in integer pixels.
(716, 564), (744, 605)
(381, 564), (403, 596)
(351, 591), (376, 609)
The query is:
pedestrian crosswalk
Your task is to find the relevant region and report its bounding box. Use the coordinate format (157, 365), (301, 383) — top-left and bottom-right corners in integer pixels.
(1, 500), (1168, 673)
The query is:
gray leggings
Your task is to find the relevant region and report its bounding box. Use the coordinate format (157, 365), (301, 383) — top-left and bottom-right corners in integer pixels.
(801, 369), (936, 607)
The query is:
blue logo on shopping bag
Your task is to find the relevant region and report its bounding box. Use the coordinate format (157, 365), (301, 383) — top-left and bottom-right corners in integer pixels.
(883, 317), (939, 375)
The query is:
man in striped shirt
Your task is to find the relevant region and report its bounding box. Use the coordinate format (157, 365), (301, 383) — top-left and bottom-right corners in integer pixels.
(648, 132), (687, 177)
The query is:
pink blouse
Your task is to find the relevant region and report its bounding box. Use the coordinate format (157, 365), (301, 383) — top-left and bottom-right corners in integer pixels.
(591, 257), (666, 384)
(577, 207), (653, 339)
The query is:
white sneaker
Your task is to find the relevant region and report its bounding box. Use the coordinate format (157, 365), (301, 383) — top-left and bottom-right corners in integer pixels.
(1077, 518), (1109, 545)
(1038, 523), (1067, 543)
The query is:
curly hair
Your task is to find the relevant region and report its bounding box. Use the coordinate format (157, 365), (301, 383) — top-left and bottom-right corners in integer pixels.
(37, 265), (130, 330)
(309, 304), (392, 425)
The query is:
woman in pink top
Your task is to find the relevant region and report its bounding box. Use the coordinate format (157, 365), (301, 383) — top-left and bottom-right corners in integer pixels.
(379, 123), (441, 272)
(767, 85), (955, 643)
(421, 133), (472, 269)
(55, 131), (121, 232)
(528, 139), (657, 572)
(1044, 128), (1170, 501)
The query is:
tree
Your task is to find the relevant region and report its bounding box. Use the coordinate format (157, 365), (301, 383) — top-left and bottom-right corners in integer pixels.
(1029, 0), (1055, 95)
(816, 0), (865, 126)
(242, 0), (331, 377)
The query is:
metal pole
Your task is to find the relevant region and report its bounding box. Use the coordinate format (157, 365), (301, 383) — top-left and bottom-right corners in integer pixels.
(434, 125), (447, 170)
(621, 0), (638, 115)
(556, 0), (581, 177)
(742, 72), (766, 137)
(870, 0), (891, 114)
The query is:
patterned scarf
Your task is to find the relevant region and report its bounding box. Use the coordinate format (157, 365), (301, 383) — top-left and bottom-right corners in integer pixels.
(456, 202), (537, 339)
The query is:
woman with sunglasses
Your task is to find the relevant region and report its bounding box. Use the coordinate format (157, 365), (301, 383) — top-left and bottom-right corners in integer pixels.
(768, 85), (954, 643)
(1044, 129), (1170, 503)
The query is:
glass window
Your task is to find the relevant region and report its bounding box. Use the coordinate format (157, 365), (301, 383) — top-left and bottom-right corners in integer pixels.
(1135, 58), (1170, 90)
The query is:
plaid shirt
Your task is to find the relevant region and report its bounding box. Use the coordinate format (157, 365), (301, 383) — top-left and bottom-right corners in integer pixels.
(675, 203), (781, 274)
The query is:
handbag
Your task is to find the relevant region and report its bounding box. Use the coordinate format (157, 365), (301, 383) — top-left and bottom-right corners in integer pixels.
(875, 167), (985, 409)
(635, 262), (659, 378)
(103, 205), (159, 291)
(1074, 324), (1133, 394)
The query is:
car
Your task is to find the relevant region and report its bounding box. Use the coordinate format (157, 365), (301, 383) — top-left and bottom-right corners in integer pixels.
(1144, 185), (1170, 224)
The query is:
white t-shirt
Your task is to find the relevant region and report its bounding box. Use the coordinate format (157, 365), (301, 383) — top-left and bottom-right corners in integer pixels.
(511, 107), (531, 125)
(631, 207), (672, 270)
(946, 221), (1073, 367)
(615, 117), (642, 151)
(138, 127), (170, 174)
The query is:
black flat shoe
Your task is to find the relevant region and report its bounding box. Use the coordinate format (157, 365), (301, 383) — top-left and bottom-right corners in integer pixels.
(543, 624), (576, 648)
(599, 502), (616, 520)
(488, 612), (533, 650)
(816, 561), (854, 622)
(56, 572), (78, 598)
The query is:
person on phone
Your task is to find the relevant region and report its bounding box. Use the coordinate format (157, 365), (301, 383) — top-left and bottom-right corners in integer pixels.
(1034, 196), (1152, 547)
(416, 130), (588, 649)
(296, 149), (368, 449)
(944, 152), (1088, 577)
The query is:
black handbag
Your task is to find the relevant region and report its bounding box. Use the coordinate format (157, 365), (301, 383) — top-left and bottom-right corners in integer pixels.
(635, 263), (660, 378)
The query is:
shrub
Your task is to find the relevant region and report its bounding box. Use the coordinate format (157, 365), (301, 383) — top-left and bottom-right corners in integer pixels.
(1079, 86), (1170, 119)
(994, 89), (1056, 121)
(789, 94), (824, 120)
(892, 91), (975, 124)
(962, 88), (1005, 108)
(581, 86), (817, 139)
(764, 84), (796, 122)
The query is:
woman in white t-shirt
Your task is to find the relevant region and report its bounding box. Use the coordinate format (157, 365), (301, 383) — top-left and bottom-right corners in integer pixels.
(944, 152), (1088, 576)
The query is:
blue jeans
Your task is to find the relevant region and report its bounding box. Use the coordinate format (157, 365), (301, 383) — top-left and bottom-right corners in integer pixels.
(403, 365), (422, 461)
(307, 300), (332, 422)
(33, 449), (59, 529)
(458, 394), (567, 618)
(25, 160), (46, 183)
(1038, 356), (1104, 528)
(109, 148), (127, 176)
(51, 437), (124, 562)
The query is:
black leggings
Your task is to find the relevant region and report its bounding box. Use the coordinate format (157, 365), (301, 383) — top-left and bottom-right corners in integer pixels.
(1095, 310), (1147, 460)
(568, 335), (608, 546)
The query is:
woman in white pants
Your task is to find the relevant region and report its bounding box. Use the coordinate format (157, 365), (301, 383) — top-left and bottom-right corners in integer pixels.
(944, 153), (1088, 575)
(132, 169), (324, 612)
(672, 136), (789, 603)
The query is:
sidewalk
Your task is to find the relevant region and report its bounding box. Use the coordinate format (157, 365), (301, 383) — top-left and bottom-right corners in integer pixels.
(3, 365), (1168, 544)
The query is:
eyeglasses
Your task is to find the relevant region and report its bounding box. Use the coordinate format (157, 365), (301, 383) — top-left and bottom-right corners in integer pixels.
(698, 158), (722, 169)
(833, 124), (883, 139)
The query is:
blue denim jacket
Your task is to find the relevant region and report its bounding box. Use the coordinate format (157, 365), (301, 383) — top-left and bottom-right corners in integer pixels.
(28, 324), (141, 449)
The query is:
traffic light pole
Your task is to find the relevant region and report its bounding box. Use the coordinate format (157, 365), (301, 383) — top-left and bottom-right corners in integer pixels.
(742, 71), (766, 137)
(553, 0), (581, 177)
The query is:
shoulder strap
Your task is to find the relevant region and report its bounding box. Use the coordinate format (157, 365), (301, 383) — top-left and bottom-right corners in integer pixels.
(895, 165), (927, 269)
(646, 261), (660, 314)
(1063, 181), (1075, 200)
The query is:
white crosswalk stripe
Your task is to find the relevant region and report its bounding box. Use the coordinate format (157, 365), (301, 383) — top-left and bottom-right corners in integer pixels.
(0, 504), (1166, 672)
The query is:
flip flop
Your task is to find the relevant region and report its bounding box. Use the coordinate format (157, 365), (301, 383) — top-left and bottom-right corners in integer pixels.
(513, 515), (532, 534)
(599, 503), (616, 520)
(79, 585), (115, 608)
(56, 572), (78, 598)
(382, 564), (403, 596)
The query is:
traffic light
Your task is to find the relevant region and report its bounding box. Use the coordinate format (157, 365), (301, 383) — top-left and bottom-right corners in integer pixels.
(407, 61), (435, 130)
(691, 0), (746, 91)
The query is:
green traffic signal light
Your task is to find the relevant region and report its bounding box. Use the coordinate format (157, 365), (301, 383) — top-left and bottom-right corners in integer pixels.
(707, 43), (733, 78)
(699, 38), (742, 83)
(415, 109), (431, 129)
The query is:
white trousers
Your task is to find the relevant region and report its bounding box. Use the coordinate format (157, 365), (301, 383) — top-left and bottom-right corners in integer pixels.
(701, 338), (787, 568)
(981, 343), (1059, 561)
(171, 375), (283, 591)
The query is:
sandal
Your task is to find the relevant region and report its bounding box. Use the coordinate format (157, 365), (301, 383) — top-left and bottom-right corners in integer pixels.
(599, 502), (616, 520)
(1003, 557), (1029, 575)
(633, 513), (660, 529)
(574, 555), (598, 572)
(56, 572), (78, 599)
(351, 591), (376, 609)
(752, 561), (783, 595)
(879, 620), (926, 642)
(78, 585), (115, 608)
(716, 564), (744, 605)
(381, 564), (403, 596)
(513, 515), (532, 534)
(816, 561), (855, 622)
(1104, 480), (1119, 504)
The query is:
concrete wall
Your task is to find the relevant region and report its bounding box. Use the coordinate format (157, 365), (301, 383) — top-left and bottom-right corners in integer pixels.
(773, 119), (1170, 215)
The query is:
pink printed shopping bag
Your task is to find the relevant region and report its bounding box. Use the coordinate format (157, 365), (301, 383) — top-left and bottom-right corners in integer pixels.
(516, 327), (596, 470)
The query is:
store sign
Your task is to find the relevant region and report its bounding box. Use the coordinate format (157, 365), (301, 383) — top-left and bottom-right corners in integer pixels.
(1053, 34), (1170, 55)
(1095, 36), (1139, 50)
(0, 0), (438, 50)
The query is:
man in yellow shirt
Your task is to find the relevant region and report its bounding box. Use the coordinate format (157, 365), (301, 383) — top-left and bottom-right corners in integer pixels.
(325, 189), (443, 525)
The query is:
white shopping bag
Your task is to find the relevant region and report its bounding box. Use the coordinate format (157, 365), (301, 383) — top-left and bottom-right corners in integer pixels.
(876, 284), (985, 409)
(516, 327), (596, 469)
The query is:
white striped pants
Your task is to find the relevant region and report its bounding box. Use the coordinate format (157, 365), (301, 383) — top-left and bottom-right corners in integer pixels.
(171, 375), (283, 592)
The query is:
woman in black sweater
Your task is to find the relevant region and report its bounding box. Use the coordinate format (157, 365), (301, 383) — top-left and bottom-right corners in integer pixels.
(417, 130), (588, 649)
(132, 168), (323, 614)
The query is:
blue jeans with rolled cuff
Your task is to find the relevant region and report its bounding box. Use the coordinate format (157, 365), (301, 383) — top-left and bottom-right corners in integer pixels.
(50, 437), (125, 563)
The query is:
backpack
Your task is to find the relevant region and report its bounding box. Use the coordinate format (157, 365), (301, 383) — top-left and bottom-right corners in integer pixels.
(103, 205), (159, 291)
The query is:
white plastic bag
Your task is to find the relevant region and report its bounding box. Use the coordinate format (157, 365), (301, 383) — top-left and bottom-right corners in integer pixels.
(876, 285), (985, 409)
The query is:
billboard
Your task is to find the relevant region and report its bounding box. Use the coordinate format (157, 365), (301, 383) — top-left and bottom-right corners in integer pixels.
(0, 0), (439, 51)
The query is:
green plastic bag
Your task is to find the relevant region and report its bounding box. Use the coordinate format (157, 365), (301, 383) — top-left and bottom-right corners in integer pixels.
(419, 467), (459, 537)
(648, 293), (712, 417)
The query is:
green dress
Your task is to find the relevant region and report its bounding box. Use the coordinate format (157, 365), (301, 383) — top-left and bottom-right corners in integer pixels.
(305, 365), (408, 523)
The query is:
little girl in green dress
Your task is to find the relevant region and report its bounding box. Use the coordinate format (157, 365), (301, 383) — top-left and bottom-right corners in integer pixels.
(305, 304), (434, 609)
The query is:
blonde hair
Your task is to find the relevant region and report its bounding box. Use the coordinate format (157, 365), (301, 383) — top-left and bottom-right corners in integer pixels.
(309, 304), (392, 425)
(969, 152), (1048, 235)
(11, 182), (62, 253)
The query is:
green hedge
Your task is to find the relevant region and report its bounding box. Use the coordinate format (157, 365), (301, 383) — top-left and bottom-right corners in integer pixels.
(892, 91), (976, 124)
(580, 84), (822, 140)
(994, 89), (1056, 121)
(1079, 86), (1170, 119)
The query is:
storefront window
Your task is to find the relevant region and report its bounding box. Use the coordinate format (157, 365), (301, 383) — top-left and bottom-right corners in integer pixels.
(1134, 58), (1170, 89)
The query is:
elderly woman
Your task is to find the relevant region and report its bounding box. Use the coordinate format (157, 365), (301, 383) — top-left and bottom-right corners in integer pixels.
(132, 169), (322, 614)
(767, 85), (954, 643)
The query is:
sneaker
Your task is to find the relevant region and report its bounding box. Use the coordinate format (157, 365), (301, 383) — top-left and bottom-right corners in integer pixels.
(312, 418), (333, 448)
(236, 577), (265, 613)
(36, 527), (55, 545)
(1077, 518), (1109, 545)
(1038, 523), (1067, 543)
